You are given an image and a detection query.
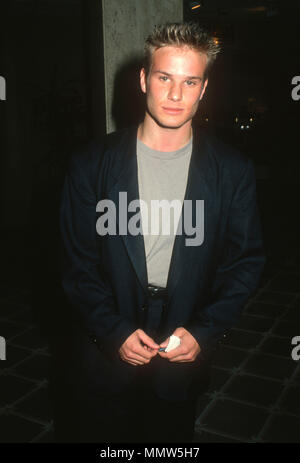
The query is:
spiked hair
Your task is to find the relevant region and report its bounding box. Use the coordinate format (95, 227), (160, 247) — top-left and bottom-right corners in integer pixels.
(143, 22), (220, 80)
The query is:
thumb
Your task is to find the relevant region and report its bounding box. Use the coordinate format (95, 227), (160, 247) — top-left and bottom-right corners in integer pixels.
(172, 327), (185, 338)
(159, 337), (170, 348)
(138, 330), (159, 349)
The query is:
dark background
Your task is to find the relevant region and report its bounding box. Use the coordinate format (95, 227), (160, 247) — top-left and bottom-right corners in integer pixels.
(0, 0), (300, 443)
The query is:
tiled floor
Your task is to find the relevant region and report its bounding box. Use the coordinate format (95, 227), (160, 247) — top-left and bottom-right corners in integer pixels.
(0, 259), (300, 443)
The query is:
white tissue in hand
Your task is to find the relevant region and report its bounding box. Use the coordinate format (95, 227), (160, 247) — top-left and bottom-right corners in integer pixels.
(165, 335), (181, 352)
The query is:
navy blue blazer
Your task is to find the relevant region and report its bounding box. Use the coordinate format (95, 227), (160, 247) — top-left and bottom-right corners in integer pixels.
(59, 125), (265, 401)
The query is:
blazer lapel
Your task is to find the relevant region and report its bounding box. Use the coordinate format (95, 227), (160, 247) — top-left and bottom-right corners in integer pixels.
(107, 127), (148, 295)
(166, 129), (214, 301)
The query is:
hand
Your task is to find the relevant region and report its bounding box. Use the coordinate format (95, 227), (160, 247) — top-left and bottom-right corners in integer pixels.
(119, 329), (159, 366)
(158, 327), (201, 363)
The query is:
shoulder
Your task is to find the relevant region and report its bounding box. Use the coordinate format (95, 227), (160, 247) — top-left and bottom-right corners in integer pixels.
(194, 129), (254, 183)
(66, 126), (135, 179)
(208, 133), (250, 169)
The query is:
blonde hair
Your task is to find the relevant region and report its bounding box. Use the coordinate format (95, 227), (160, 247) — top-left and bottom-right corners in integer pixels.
(144, 22), (220, 80)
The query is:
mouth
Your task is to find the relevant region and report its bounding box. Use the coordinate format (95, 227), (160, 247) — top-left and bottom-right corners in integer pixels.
(162, 107), (184, 115)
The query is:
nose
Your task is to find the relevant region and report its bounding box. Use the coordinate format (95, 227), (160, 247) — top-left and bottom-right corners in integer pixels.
(168, 82), (182, 102)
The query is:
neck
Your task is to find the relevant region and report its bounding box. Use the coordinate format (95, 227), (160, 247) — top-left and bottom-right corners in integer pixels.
(138, 115), (192, 152)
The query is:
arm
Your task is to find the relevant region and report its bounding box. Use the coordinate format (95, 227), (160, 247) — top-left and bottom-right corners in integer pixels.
(59, 147), (136, 358)
(184, 158), (266, 354)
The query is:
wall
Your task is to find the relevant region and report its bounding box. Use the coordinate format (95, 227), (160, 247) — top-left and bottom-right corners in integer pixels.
(102, 0), (183, 133)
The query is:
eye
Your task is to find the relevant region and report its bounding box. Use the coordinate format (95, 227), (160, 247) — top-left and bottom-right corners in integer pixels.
(159, 75), (169, 82)
(186, 80), (196, 86)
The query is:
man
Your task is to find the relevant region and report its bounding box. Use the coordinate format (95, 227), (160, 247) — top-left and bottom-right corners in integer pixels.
(57, 22), (265, 442)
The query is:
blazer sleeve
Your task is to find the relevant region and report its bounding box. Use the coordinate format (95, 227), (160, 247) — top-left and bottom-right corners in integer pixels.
(59, 148), (137, 357)
(185, 158), (266, 353)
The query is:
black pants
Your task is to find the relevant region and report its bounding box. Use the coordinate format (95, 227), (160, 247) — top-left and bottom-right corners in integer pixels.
(50, 295), (198, 443)
(52, 367), (197, 443)
(102, 388), (197, 443)
(50, 341), (196, 443)
(49, 334), (197, 443)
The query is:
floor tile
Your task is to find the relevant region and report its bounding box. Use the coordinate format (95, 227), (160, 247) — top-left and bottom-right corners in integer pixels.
(212, 346), (249, 369)
(243, 353), (297, 380)
(272, 320), (299, 338)
(294, 368), (300, 383)
(195, 393), (211, 417)
(255, 292), (294, 305)
(0, 344), (32, 370)
(261, 414), (300, 442)
(199, 399), (268, 440)
(15, 387), (53, 422)
(245, 302), (286, 319)
(0, 321), (27, 339)
(223, 374), (283, 406)
(10, 308), (34, 324)
(283, 307), (300, 323)
(208, 367), (231, 391)
(0, 413), (44, 443)
(3, 292), (32, 307)
(34, 429), (55, 443)
(0, 302), (25, 318)
(0, 374), (36, 406)
(260, 337), (294, 358)
(13, 354), (50, 381)
(279, 386), (300, 416)
(222, 329), (263, 350)
(193, 430), (241, 443)
(235, 315), (274, 333)
(268, 274), (300, 293)
(10, 327), (47, 350)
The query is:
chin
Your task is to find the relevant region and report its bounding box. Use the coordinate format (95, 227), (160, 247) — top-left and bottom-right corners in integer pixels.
(153, 115), (189, 130)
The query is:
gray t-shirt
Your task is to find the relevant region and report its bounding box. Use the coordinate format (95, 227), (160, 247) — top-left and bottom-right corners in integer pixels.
(137, 137), (193, 288)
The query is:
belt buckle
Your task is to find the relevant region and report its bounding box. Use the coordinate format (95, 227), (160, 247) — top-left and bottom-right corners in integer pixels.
(148, 285), (159, 298)
(148, 285), (167, 299)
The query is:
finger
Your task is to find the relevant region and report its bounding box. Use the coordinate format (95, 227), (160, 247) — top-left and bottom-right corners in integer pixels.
(145, 346), (158, 355)
(127, 350), (151, 363)
(134, 338), (159, 357)
(133, 344), (156, 360)
(120, 345), (149, 362)
(123, 359), (141, 366)
(158, 344), (185, 359)
(142, 343), (156, 353)
(159, 337), (170, 349)
(129, 340), (158, 360)
(172, 328), (185, 337)
(138, 330), (160, 349)
(169, 352), (197, 362)
(169, 358), (192, 363)
(120, 352), (145, 365)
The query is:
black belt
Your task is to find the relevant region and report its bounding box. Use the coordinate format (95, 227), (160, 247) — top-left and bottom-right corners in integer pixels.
(147, 285), (168, 299)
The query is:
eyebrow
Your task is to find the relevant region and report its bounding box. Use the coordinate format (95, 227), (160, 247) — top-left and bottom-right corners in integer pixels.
(153, 70), (203, 81)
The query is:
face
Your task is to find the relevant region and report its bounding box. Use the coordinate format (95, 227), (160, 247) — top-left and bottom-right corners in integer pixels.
(140, 45), (208, 130)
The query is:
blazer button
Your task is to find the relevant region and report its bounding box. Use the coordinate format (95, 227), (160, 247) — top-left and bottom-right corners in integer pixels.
(92, 337), (102, 350)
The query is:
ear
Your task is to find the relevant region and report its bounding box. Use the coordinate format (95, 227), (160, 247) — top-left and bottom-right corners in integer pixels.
(199, 79), (208, 101)
(140, 68), (147, 94)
